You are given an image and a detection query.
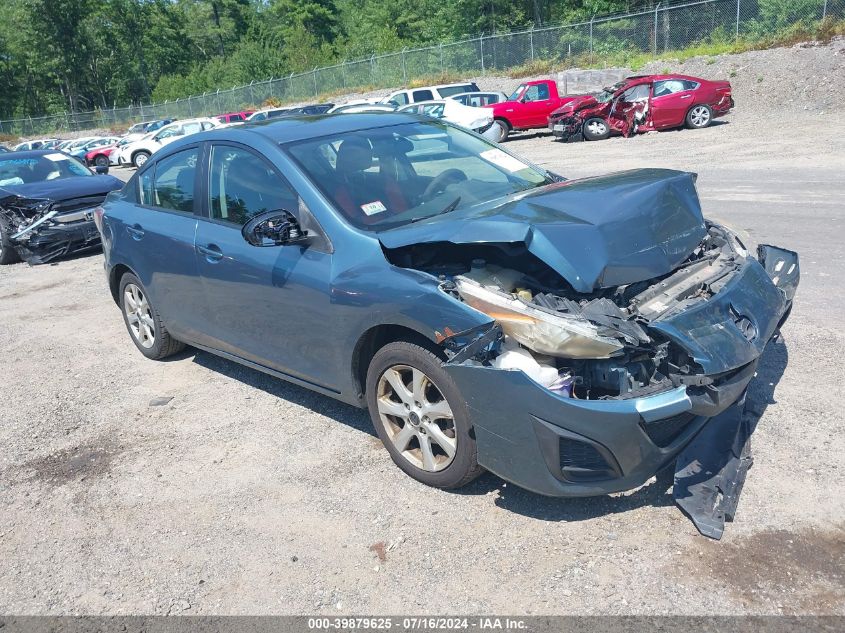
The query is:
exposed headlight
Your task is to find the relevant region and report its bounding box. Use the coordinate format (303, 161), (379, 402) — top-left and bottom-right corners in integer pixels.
(454, 276), (624, 359)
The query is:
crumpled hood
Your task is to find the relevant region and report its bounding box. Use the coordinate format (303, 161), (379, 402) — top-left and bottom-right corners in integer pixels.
(0, 174), (123, 203)
(551, 94), (599, 116)
(379, 169), (707, 293)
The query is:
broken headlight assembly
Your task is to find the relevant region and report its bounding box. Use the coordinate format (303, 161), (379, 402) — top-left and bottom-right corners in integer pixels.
(454, 275), (625, 359)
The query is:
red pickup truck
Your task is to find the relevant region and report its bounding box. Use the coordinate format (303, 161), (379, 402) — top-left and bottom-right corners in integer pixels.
(484, 79), (576, 142)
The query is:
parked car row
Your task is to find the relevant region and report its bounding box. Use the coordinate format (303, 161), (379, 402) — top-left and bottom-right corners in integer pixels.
(326, 74), (733, 143)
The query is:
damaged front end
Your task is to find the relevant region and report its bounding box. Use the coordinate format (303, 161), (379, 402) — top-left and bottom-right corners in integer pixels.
(0, 194), (105, 264)
(382, 170), (799, 538)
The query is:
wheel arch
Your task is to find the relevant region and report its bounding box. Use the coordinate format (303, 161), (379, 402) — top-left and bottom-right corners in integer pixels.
(351, 323), (443, 402)
(108, 263), (138, 305)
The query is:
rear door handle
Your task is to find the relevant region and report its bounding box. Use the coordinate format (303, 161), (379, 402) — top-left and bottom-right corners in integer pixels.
(126, 224), (144, 240)
(680, 94), (692, 99)
(197, 243), (224, 262)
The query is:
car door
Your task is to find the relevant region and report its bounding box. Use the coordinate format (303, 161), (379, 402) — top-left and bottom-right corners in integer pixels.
(518, 83), (553, 127)
(193, 142), (337, 389)
(651, 79), (697, 128)
(114, 146), (207, 343)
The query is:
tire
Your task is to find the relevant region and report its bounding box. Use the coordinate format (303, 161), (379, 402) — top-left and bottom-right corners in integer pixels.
(0, 218), (21, 265)
(94, 154), (109, 168)
(686, 104), (712, 129)
(118, 272), (185, 360)
(132, 151), (150, 169)
(365, 341), (483, 489)
(583, 117), (610, 141)
(492, 119), (510, 142)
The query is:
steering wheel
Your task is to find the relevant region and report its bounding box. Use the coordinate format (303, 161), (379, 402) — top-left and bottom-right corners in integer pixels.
(422, 169), (467, 200)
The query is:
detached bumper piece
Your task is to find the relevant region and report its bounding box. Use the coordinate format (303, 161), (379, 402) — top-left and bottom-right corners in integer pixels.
(674, 397), (753, 540)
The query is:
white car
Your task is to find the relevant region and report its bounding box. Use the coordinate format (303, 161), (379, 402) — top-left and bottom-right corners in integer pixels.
(380, 82), (481, 107)
(328, 104), (396, 114)
(397, 100), (497, 140)
(246, 107), (295, 122)
(13, 139), (58, 151)
(449, 91), (509, 107)
(118, 118), (219, 168)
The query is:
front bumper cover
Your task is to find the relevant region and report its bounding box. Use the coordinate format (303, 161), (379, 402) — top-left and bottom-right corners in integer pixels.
(443, 245), (798, 538)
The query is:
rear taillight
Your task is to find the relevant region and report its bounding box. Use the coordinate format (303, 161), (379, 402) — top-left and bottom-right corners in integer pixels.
(93, 206), (105, 233)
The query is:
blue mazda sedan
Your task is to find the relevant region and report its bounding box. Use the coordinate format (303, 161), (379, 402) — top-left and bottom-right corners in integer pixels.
(98, 113), (798, 537)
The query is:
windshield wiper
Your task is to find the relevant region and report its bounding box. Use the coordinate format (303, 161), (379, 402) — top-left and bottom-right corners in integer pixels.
(410, 196), (461, 223)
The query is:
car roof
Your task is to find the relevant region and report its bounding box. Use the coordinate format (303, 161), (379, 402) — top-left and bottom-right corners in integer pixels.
(188, 112), (427, 145)
(0, 149), (65, 159)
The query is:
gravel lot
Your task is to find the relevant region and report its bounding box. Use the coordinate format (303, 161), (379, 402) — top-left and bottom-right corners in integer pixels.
(1, 42), (843, 616)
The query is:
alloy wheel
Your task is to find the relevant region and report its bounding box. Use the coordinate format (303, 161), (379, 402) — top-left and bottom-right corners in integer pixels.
(123, 283), (155, 349)
(376, 364), (457, 472)
(690, 105), (710, 128)
(587, 120), (607, 136)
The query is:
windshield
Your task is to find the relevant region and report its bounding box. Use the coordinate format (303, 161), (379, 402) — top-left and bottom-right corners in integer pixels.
(507, 84), (526, 101)
(595, 81), (628, 103)
(0, 153), (92, 186)
(286, 121), (551, 231)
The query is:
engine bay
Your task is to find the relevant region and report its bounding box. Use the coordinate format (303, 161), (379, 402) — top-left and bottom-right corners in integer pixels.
(385, 223), (753, 400)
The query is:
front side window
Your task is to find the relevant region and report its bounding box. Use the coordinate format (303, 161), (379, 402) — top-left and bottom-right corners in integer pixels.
(286, 121), (550, 231)
(209, 146), (298, 226)
(144, 148), (198, 213)
(155, 125), (183, 141)
(621, 84), (650, 102)
(391, 92), (409, 106)
(524, 84), (549, 101)
(437, 84), (475, 98)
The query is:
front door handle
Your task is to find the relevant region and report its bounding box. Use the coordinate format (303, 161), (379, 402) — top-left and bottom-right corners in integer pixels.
(679, 94), (692, 99)
(126, 224), (144, 240)
(197, 243), (224, 262)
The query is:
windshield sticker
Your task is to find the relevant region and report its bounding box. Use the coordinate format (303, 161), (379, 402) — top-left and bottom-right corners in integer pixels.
(0, 177), (24, 187)
(45, 153), (70, 162)
(480, 148), (528, 173)
(361, 201), (387, 216)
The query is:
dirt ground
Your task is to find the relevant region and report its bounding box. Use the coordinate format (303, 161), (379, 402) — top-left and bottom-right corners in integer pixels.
(1, 42), (844, 616)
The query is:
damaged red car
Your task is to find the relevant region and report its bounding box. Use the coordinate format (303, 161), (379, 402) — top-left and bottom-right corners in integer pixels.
(548, 74), (733, 142)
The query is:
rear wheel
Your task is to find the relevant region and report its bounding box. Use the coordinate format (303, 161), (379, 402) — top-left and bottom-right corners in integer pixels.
(118, 273), (184, 359)
(686, 104), (712, 129)
(0, 220), (21, 265)
(94, 154), (109, 168)
(366, 341), (483, 489)
(583, 117), (610, 141)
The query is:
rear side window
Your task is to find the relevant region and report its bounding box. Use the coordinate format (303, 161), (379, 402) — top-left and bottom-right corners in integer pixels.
(412, 89), (434, 102)
(437, 84), (475, 98)
(208, 145), (298, 226)
(141, 148), (198, 213)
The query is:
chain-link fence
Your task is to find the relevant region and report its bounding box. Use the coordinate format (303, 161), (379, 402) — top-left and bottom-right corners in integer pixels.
(1, 0), (841, 138)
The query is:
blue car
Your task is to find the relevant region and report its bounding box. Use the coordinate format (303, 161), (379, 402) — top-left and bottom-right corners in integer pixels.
(98, 113), (799, 538)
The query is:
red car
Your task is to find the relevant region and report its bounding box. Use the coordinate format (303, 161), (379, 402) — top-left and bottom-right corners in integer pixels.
(216, 111), (254, 124)
(548, 74), (733, 142)
(86, 144), (118, 168)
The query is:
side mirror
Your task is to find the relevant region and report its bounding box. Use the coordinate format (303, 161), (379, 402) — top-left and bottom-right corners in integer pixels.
(242, 210), (309, 247)
(94, 164), (109, 175)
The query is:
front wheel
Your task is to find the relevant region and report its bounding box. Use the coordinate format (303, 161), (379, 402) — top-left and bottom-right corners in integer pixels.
(686, 104), (712, 129)
(94, 154), (109, 168)
(366, 341), (483, 489)
(491, 120), (510, 142)
(118, 273), (185, 359)
(0, 219), (21, 265)
(132, 151), (150, 168)
(583, 117), (610, 141)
